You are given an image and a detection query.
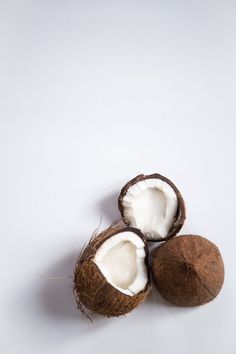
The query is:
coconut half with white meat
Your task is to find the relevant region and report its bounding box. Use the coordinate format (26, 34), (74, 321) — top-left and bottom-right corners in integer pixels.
(118, 174), (186, 242)
(74, 226), (151, 318)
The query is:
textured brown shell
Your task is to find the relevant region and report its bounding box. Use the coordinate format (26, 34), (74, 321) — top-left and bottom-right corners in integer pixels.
(152, 235), (224, 306)
(118, 173), (186, 242)
(74, 226), (151, 317)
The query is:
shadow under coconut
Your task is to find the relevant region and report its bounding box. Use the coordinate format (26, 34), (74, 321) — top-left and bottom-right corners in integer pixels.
(38, 251), (83, 321)
(98, 190), (121, 224)
(38, 250), (109, 327)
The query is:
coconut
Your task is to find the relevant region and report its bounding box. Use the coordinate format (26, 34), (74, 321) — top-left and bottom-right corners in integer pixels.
(74, 226), (151, 318)
(152, 235), (224, 306)
(118, 173), (185, 242)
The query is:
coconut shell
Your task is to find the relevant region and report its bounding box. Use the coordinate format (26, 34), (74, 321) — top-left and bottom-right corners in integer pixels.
(152, 235), (224, 306)
(118, 173), (186, 242)
(74, 226), (151, 318)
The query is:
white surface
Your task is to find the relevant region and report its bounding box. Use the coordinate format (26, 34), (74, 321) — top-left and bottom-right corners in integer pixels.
(94, 231), (147, 295)
(0, 1), (235, 354)
(122, 178), (178, 240)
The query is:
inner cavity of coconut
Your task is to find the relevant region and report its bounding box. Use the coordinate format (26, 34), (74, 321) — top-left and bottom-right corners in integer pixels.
(94, 231), (147, 296)
(122, 178), (178, 240)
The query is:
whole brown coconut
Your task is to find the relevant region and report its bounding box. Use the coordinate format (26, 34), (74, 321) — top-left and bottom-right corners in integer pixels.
(152, 235), (224, 306)
(74, 226), (151, 318)
(118, 173), (186, 242)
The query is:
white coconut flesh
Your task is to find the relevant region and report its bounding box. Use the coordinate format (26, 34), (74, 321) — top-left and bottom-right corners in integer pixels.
(122, 178), (178, 241)
(94, 231), (147, 296)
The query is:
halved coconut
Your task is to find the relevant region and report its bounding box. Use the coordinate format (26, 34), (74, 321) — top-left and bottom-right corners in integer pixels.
(118, 173), (186, 242)
(74, 226), (151, 317)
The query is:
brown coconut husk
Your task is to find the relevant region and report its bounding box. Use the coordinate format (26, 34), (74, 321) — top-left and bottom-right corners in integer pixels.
(152, 235), (224, 306)
(118, 173), (186, 242)
(74, 225), (151, 318)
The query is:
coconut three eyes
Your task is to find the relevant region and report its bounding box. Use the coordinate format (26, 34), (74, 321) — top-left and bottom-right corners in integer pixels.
(119, 173), (186, 241)
(74, 227), (151, 317)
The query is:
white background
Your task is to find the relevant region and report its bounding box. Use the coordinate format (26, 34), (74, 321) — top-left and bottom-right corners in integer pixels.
(0, 1), (236, 353)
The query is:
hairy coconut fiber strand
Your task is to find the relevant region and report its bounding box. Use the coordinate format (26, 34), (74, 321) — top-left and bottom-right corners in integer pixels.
(152, 235), (224, 306)
(118, 173), (186, 242)
(74, 226), (151, 318)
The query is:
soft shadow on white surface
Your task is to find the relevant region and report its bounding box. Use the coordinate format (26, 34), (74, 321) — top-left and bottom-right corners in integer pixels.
(38, 251), (81, 321)
(98, 191), (121, 224)
(37, 249), (112, 328)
